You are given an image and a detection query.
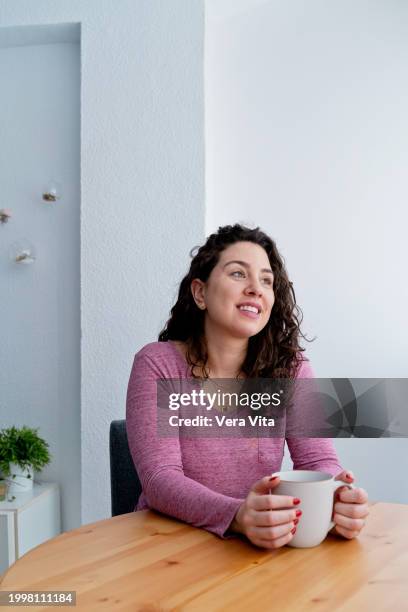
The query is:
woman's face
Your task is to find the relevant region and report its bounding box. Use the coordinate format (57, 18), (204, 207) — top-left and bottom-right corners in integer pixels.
(191, 241), (275, 340)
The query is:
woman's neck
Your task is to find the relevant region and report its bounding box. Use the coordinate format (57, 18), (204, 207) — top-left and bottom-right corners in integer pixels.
(203, 325), (248, 378)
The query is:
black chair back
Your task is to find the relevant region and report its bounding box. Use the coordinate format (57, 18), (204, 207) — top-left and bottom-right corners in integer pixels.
(109, 420), (142, 516)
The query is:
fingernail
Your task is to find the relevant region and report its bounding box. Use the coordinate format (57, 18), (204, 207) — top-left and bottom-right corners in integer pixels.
(293, 498), (301, 505)
(346, 473), (352, 479)
(269, 476), (279, 481)
(291, 527), (297, 535)
(295, 509), (302, 517)
(294, 519), (299, 525)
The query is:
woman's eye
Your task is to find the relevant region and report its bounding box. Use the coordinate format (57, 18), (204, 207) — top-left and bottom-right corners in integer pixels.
(262, 278), (273, 286)
(231, 270), (245, 278)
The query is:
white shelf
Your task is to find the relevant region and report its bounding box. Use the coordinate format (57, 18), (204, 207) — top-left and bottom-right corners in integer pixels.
(0, 481), (60, 575)
(0, 482), (58, 512)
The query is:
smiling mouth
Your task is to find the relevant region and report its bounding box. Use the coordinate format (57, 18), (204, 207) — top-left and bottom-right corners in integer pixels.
(237, 305), (261, 318)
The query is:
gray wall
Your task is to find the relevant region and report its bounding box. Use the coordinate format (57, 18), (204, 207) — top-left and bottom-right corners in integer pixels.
(0, 33), (81, 530)
(0, 0), (205, 527)
(206, 0), (408, 501)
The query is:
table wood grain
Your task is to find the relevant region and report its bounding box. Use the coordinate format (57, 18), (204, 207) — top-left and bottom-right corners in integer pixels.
(1, 502), (407, 611)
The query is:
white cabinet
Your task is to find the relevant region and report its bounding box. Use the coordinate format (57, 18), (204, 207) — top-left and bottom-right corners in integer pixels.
(0, 482), (60, 575)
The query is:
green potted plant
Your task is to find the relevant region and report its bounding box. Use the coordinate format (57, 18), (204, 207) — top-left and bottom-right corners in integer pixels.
(0, 426), (51, 493)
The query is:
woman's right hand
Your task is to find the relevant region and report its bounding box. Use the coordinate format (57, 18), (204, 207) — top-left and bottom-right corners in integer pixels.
(230, 475), (302, 549)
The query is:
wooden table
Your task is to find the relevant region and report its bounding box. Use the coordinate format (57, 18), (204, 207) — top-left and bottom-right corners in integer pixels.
(1, 503), (407, 611)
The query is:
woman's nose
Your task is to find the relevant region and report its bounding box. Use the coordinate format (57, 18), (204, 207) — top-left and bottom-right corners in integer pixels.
(244, 278), (263, 296)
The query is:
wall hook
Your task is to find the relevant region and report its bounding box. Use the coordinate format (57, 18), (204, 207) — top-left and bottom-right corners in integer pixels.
(42, 180), (62, 203)
(9, 240), (36, 265)
(0, 209), (12, 223)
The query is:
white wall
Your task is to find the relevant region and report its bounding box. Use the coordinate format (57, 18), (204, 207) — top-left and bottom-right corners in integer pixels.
(206, 0), (408, 501)
(0, 0), (205, 526)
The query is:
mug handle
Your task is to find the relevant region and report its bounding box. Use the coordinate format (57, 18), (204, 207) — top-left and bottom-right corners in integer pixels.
(329, 480), (355, 531)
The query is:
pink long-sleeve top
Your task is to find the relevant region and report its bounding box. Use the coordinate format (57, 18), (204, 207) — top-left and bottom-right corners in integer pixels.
(126, 341), (342, 538)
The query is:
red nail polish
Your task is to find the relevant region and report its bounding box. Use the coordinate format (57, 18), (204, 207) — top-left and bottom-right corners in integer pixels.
(294, 519), (299, 525)
(293, 498), (301, 505)
(346, 473), (352, 479)
(269, 476), (278, 481)
(295, 509), (302, 517)
(291, 527), (297, 535)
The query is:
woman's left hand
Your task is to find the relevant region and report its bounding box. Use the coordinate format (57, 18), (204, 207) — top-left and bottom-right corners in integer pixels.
(331, 470), (369, 539)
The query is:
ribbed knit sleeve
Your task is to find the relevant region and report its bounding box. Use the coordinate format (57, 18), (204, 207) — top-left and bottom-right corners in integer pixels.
(126, 350), (243, 538)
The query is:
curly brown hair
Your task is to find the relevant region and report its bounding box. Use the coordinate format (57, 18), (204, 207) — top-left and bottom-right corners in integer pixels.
(159, 224), (308, 378)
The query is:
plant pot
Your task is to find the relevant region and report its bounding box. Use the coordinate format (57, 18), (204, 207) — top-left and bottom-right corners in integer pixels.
(7, 462), (34, 492)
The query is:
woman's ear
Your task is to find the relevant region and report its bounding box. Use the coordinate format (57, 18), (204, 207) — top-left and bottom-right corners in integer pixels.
(191, 279), (206, 310)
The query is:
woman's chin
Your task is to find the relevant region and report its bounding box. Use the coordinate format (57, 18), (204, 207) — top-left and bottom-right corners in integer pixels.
(228, 322), (264, 339)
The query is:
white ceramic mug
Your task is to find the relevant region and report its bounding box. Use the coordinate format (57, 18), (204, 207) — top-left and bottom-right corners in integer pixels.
(272, 470), (354, 548)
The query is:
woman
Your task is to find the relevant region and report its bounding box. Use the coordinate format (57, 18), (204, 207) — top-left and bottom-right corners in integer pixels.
(126, 224), (369, 549)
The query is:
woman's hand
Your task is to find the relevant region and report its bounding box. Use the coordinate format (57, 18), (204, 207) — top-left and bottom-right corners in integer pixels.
(331, 470), (369, 539)
(230, 475), (301, 549)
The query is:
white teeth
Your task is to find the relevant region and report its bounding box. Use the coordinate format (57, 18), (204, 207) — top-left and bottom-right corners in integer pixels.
(239, 305), (259, 314)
